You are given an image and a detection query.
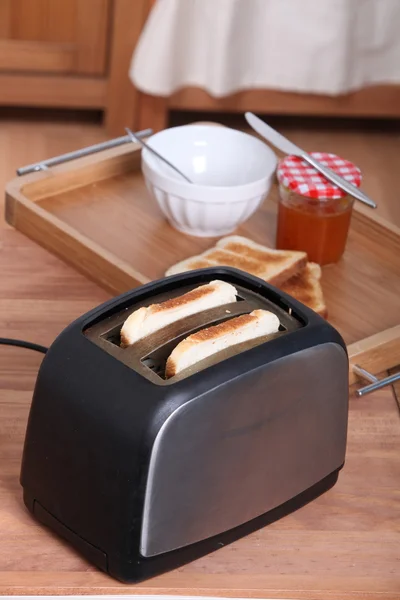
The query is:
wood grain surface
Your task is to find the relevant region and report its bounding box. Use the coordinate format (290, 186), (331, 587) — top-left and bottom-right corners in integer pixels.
(0, 73), (107, 109)
(348, 326), (400, 385)
(0, 0), (151, 135)
(0, 0), (110, 75)
(0, 116), (399, 597)
(105, 0), (153, 135)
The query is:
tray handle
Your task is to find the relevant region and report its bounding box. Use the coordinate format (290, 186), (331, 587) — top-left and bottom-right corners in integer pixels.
(352, 365), (400, 396)
(348, 324), (400, 393)
(16, 128), (153, 176)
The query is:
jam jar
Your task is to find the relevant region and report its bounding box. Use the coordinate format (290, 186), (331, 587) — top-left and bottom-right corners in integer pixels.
(276, 152), (362, 265)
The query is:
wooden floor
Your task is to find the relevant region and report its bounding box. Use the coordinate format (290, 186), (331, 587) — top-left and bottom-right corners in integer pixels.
(0, 109), (107, 226)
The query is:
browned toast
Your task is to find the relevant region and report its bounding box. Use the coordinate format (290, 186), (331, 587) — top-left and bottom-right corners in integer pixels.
(280, 263), (327, 317)
(216, 236), (307, 286)
(166, 236), (307, 285)
(165, 237), (327, 317)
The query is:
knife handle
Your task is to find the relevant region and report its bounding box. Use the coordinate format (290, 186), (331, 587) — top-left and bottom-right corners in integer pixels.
(301, 154), (377, 209)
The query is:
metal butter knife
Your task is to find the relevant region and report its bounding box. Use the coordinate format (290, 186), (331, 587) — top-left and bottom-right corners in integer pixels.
(245, 112), (377, 209)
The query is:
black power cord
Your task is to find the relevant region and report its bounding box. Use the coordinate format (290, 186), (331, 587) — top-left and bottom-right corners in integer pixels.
(0, 337), (48, 355)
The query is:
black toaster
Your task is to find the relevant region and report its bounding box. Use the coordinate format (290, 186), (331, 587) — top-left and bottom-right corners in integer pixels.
(21, 267), (349, 583)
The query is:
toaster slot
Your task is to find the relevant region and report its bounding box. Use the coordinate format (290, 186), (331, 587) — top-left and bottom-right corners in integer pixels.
(124, 299), (258, 380)
(138, 307), (253, 379)
(96, 300), (247, 352)
(86, 287), (245, 344)
(164, 328), (287, 382)
(84, 280), (303, 385)
(127, 299), (253, 355)
(139, 318), (288, 382)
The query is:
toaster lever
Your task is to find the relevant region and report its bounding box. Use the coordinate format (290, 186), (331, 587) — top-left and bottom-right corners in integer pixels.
(353, 364), (400, 396)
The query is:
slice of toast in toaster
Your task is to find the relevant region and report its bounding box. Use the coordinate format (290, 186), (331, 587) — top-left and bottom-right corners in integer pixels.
(280, 262), (327, 318)
(216, 236), (307, 286)
(165, 309), (280, 378)
(120, 280), (237, 346)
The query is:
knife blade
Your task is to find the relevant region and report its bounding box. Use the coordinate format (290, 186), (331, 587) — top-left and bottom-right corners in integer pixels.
(245, 112), (377, 209)
(245, 112), (305, 156)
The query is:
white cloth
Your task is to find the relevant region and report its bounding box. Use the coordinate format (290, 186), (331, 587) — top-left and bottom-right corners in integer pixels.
(130, 0), (400, 97)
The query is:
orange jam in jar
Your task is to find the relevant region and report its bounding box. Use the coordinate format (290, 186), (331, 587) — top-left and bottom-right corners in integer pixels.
(276, 153), (361, 265)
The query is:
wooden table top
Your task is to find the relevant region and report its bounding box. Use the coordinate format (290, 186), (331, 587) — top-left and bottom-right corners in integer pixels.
(0, 226), (399, 599)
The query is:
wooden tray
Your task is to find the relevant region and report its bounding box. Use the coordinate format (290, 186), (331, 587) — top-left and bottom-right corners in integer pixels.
(5, 140), (400, 381)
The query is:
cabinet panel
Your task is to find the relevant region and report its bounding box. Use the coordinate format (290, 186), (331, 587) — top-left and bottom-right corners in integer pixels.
(0, 40), (75, 72)
(0, 0), (110, 75)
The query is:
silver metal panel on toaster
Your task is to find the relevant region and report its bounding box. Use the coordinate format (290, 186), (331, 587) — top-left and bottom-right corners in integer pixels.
(140, 342), (348, 557)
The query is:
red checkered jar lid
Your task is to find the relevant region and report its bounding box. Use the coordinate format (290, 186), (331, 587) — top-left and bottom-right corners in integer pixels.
(277, 152), (362, 200)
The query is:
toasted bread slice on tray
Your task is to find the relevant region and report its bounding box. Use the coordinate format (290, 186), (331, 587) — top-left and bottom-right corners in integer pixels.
(165, 257), (215, 276)
(280, 262), (327, 317)
(215, 236), (307, 286)
(166, 236), (307, 285)
(164, 237), (327, 318)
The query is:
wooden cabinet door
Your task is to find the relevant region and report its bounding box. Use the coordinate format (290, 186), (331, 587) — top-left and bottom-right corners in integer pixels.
(0, 0), (110, 75)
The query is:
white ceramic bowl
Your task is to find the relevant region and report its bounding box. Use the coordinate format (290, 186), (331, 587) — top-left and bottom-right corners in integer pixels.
(141, 124), (277, 237)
